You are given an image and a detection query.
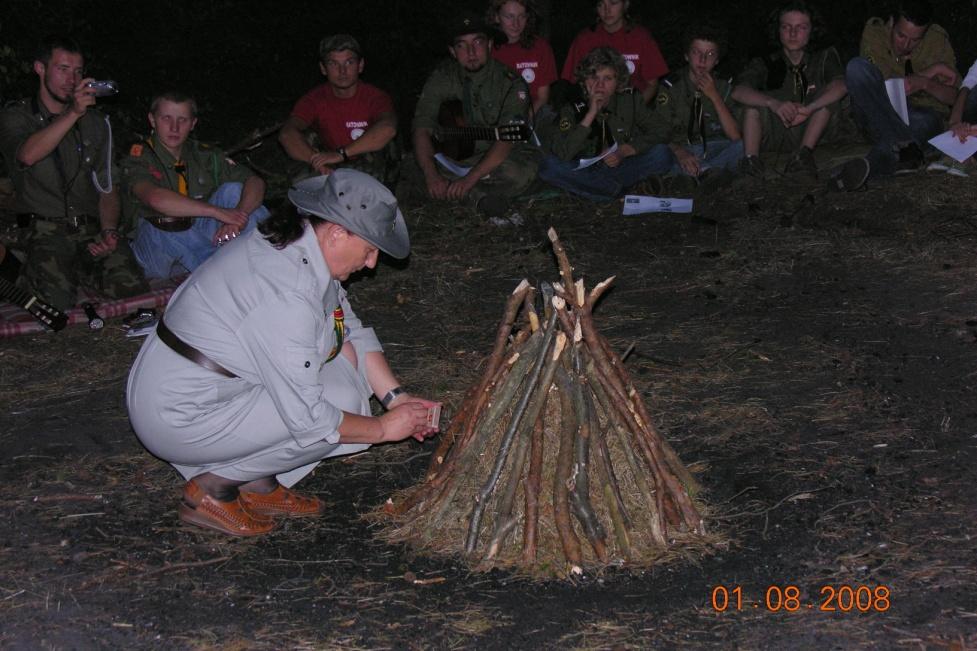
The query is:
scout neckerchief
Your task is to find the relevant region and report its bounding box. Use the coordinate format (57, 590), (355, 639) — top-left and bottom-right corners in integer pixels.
(144, 137), (190, 196)
(904, 58), (914, 76)
(788, 62), (809, 102)
(325, 306), (345, 362)
(687, 88), (706, 155)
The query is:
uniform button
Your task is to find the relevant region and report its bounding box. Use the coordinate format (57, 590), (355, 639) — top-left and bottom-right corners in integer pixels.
(302, 257), (308, 264)
(304, 361), (311, 368)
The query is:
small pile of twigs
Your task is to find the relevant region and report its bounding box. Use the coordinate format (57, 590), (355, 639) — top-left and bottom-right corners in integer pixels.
(378, 229), (709, 577)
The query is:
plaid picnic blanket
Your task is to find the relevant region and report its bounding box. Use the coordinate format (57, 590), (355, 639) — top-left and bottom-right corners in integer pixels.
(0, 278), (183, 338)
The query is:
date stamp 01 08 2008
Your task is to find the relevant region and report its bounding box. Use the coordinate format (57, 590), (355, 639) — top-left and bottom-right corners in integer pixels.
(710, 585), (891, 613)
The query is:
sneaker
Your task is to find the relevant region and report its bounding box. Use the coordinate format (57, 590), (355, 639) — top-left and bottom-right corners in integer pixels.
(784, 147), (819, 178)
(179, 479), (277, 537)
(946, 160), (970, 177)
(893, 143), (924, 174)
(826, 157), (870, 192)
(926, 156), (952, 173)
(738, 155), (765, 178)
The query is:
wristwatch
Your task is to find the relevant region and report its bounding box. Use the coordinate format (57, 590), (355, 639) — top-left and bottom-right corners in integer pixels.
(380, 386), (406, 408)
(338, 146), (349, 162)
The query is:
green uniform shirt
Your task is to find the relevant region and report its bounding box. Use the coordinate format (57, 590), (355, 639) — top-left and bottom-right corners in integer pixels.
(0, 97), (114, 220)
(652, 67), (734, 145)
(121, 136), (252, 222)
(860, 17), (956, 113)
(735, 47), (844, 104)
(537, 89), (667, 161)
(412, 58), (530, 156)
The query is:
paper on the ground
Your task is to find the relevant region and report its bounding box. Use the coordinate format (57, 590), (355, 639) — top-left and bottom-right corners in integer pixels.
(434, 153), (472, 176)
(575, 142), (619, 170)
(125, 318), (158, 338)
(622, 194), (694, 215)
(927, 130), (977, 163)
(885, 78), (910, 126)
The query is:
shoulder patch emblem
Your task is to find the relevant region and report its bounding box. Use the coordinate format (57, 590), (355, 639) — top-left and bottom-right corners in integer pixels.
(129, 143), (143, 157)
(518, 90), (527, 102)
(559, 117), (572, 132)
(149, 166), (163, 181)
(657, 92), (670, 105)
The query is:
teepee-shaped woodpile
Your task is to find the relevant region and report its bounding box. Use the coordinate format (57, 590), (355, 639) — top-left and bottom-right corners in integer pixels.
(379, 229), (708, 577)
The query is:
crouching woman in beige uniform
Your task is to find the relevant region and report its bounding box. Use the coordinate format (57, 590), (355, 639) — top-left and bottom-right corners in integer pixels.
(127, 169), (438, 536)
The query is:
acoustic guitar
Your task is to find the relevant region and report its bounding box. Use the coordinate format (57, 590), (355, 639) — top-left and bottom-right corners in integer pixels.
(434, 100), (532, 161)
(0, 276), (69, 331)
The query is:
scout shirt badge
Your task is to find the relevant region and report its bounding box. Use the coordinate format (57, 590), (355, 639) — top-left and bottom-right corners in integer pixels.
(324, 306), (346, 363)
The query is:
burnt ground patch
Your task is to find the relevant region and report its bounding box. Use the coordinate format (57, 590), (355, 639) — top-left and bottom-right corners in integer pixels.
(2, 167), (977, 649)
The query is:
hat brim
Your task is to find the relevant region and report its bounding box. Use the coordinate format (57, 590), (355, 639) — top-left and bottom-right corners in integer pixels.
(288, 176), (410, 260)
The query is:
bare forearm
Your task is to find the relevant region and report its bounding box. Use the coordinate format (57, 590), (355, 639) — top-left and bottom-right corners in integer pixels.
(135, 183), (216, 218)
(641, 79), (660, 104)
(806, 79), (847, 112)
(363, 349), (401, 403)
(98, 189), (121, 230)
(345, 115), (396, 157)
(924, 79), (960, 107)
(732, 85), (777, 109)
(235, 176), (266, 215)
(950, 87), (970, 124)
(711, 98), (741, 141)
(412, 128), (440, 178)
(17, 111), (83, 167)
(279, 121), (317, 164)
(336, 412), (386, 443)
(467, 141), (513, 180)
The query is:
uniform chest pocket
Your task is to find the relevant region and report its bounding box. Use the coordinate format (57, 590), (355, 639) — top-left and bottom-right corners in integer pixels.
(286, 345), (327, 385)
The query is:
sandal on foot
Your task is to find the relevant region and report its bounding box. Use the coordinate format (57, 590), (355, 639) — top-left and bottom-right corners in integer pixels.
(239, 485), (326, 518)
(179, 479), (277, 537)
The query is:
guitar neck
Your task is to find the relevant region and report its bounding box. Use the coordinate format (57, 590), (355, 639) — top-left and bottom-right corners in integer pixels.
(0, 275), (33, 309)
(438, 126), (509, 141)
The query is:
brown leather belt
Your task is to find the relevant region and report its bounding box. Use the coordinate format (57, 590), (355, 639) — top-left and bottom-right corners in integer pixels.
(156, 318), (238, 378)
(145, 215), (193, 232)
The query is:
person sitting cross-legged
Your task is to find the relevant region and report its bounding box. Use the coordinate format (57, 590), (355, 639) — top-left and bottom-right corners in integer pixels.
(536, 46), (672, 202)
(122, 91), (270, 280)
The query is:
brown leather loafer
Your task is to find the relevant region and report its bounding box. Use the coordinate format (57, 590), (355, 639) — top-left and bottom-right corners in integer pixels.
(239, 485), (326, 518)
(179, 479), (277, 537)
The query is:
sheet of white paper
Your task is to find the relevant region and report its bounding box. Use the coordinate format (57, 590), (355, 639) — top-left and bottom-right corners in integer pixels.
(885, 78), (910, 126)
(575, 142), (619, 170)
(622, 194), (694, 215)
(434, 153), (472, 177)
(927, 130), (977, 163)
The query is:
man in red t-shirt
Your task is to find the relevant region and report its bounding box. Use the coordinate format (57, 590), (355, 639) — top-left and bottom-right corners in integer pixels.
(561, 0), (668, 104)
(279, 34), (399, 187)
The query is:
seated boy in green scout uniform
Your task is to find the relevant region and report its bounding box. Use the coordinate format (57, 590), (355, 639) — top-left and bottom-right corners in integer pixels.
(731, 1), (849, 180)
(845, 0), (958, 177)
(122, 91), (270, 279)
(412, 11), (537, 218)
(652, 23), (743, 188)
(536, 46), (672, 202)
(0, 35), (147, 314)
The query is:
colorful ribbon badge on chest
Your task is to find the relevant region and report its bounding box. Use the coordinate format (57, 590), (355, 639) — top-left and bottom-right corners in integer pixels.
(325, 306), (345, 362)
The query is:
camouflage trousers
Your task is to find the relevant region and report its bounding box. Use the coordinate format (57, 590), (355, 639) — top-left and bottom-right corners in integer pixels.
(292, 140), (402, 191)
(21, 219), (149, 312)
(451, 145), (539, 205)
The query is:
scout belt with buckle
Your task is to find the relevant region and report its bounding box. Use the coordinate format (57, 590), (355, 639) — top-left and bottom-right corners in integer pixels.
(17, 213), (99, 233)
(144, 214), (193, 232)
(156, 318), (237, 378)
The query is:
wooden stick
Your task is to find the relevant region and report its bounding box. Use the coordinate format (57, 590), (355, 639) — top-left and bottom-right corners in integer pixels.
(586, 387), (631, 559)
(554, 371), (583, 572)
(464, 316), (562, 554)
(566, 357), (608, 561)
(520, 409), (546, 566)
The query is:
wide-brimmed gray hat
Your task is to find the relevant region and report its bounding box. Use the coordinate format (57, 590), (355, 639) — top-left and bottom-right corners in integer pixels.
(288, 170), (410, 259)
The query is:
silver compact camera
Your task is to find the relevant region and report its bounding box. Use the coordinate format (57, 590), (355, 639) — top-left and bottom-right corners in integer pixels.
(87, 80), (119, 97)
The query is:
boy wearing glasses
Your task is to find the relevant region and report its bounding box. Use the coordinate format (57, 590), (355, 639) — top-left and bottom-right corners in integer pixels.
(279, 34), (399, 188)
(121, 91), (269, 279)
(652, 24), (743, 188)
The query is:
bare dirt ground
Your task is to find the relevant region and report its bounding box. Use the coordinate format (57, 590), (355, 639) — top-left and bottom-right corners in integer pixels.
(2, 163), (977, 650)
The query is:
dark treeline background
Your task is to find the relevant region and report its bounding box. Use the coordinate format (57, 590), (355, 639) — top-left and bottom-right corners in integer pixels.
(1, 0), (976, 147)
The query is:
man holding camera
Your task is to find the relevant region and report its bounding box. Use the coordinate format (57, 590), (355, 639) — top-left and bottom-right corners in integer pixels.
(0, 35), (147, 312)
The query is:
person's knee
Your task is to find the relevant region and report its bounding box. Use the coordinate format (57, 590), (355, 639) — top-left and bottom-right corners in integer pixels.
(845, 57), (877, 89)
(209, 182), (244, 207)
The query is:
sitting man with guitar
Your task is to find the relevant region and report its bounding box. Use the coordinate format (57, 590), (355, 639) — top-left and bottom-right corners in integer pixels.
(279, 34), (400, 189)
(0, 35), (148, 326)
(412, 11), (537, 218)
(121, 91), (270, 280)
(537, 46), (673, 202)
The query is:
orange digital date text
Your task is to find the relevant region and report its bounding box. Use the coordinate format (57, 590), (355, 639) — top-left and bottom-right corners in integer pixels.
(710, 585), (891, 613)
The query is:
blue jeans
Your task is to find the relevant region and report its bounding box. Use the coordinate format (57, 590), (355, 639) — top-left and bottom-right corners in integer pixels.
(846, 57), (944, 177)
(132, 182), (269, 279)
(538, 144), (673, 202)
(670, 139), (744, 176)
